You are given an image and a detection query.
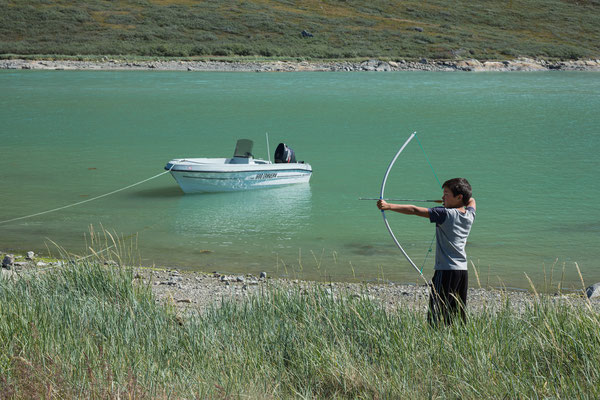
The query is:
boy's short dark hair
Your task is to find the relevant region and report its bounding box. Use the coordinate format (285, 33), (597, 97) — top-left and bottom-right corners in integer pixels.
(442, 178), (472, 206)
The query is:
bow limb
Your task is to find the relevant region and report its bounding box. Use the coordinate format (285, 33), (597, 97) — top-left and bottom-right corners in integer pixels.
(380, 132), (426, 279)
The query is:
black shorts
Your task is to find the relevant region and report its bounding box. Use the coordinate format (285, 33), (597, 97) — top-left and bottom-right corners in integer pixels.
(428, 269), (468, 325)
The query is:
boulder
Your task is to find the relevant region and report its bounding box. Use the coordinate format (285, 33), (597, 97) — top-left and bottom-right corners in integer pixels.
(511, 58), (545, 71)
(361, 59), (388, 71)
(584, 60), (600, 67)
(482, 61), (506, 71)
(455, 59), (482, 69)
(586, 283), (600, 299)
(376, 62), (391, 71)
(26, 251), (35, 260)
(2, 254), (14, 269)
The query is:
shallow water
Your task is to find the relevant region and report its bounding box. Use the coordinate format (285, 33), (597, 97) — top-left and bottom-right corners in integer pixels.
(1, 70), (599, 288)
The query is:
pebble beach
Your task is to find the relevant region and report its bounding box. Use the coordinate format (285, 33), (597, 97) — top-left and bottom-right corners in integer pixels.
(139, 267), (600, 315)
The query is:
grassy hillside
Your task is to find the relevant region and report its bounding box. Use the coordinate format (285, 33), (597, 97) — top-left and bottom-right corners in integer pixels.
(1, 0), (599, 60)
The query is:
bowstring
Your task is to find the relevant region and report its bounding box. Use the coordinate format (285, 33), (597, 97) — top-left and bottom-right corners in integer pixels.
(415, 133), (442, 188)
(421, 233), (436, 274)
(414, 133), (441, 273)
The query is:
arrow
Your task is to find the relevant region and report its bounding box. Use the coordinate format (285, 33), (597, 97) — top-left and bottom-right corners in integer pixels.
(359, 198), (442, 203)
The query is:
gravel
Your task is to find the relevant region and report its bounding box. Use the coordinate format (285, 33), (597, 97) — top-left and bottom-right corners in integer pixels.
(139, 267), (599, 315)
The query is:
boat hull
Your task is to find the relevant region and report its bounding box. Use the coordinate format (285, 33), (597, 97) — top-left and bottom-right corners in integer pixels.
(166, 159), (312, 193)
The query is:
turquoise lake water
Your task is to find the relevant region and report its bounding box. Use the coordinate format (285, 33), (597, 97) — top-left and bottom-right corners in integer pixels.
(1, 70), (599, 289)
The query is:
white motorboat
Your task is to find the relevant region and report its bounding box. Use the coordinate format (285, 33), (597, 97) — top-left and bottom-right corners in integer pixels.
(165, 139), (312, 193)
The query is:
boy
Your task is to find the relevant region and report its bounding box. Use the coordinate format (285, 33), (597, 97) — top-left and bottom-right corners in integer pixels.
(377, 178), (476, 325)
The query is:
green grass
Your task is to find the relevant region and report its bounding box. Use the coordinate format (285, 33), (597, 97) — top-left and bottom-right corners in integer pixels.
(1, 258), (599, 398)
(0, 0), (599, 60)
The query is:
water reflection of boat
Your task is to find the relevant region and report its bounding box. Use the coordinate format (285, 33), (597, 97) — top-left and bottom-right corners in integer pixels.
(165, 139), (312, 193)
(166, 185), (312, 275)
(173, 184), (312, 238)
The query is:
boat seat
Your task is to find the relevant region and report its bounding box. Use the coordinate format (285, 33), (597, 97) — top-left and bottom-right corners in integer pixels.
(229, 157), (251, 164)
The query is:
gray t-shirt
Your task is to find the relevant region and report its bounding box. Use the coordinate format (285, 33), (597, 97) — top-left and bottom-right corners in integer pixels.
(428, 206), (476, 271)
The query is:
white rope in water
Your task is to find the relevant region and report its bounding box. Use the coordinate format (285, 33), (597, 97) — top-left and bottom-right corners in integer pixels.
(0, 166), (174, 225)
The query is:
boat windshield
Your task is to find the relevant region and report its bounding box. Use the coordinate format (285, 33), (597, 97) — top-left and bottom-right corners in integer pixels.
(233, 139), (254, 158)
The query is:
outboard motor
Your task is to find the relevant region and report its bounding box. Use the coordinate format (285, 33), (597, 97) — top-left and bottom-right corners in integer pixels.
(274, 143), (296, 163)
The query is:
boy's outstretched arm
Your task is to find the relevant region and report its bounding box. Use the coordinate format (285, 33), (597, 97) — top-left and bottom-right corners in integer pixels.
(377, 200), (430, 218)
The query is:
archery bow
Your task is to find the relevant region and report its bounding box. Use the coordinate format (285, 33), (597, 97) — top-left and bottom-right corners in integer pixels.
(379, 132), (432, 283)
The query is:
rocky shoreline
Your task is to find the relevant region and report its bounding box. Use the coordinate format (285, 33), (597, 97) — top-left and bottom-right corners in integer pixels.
(3, 252), (599, 315)
(2, 57), (600, 72)
(138, 268), (600, 315)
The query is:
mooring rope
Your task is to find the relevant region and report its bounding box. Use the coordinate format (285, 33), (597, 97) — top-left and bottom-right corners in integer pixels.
(0, 166), (174, 225)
